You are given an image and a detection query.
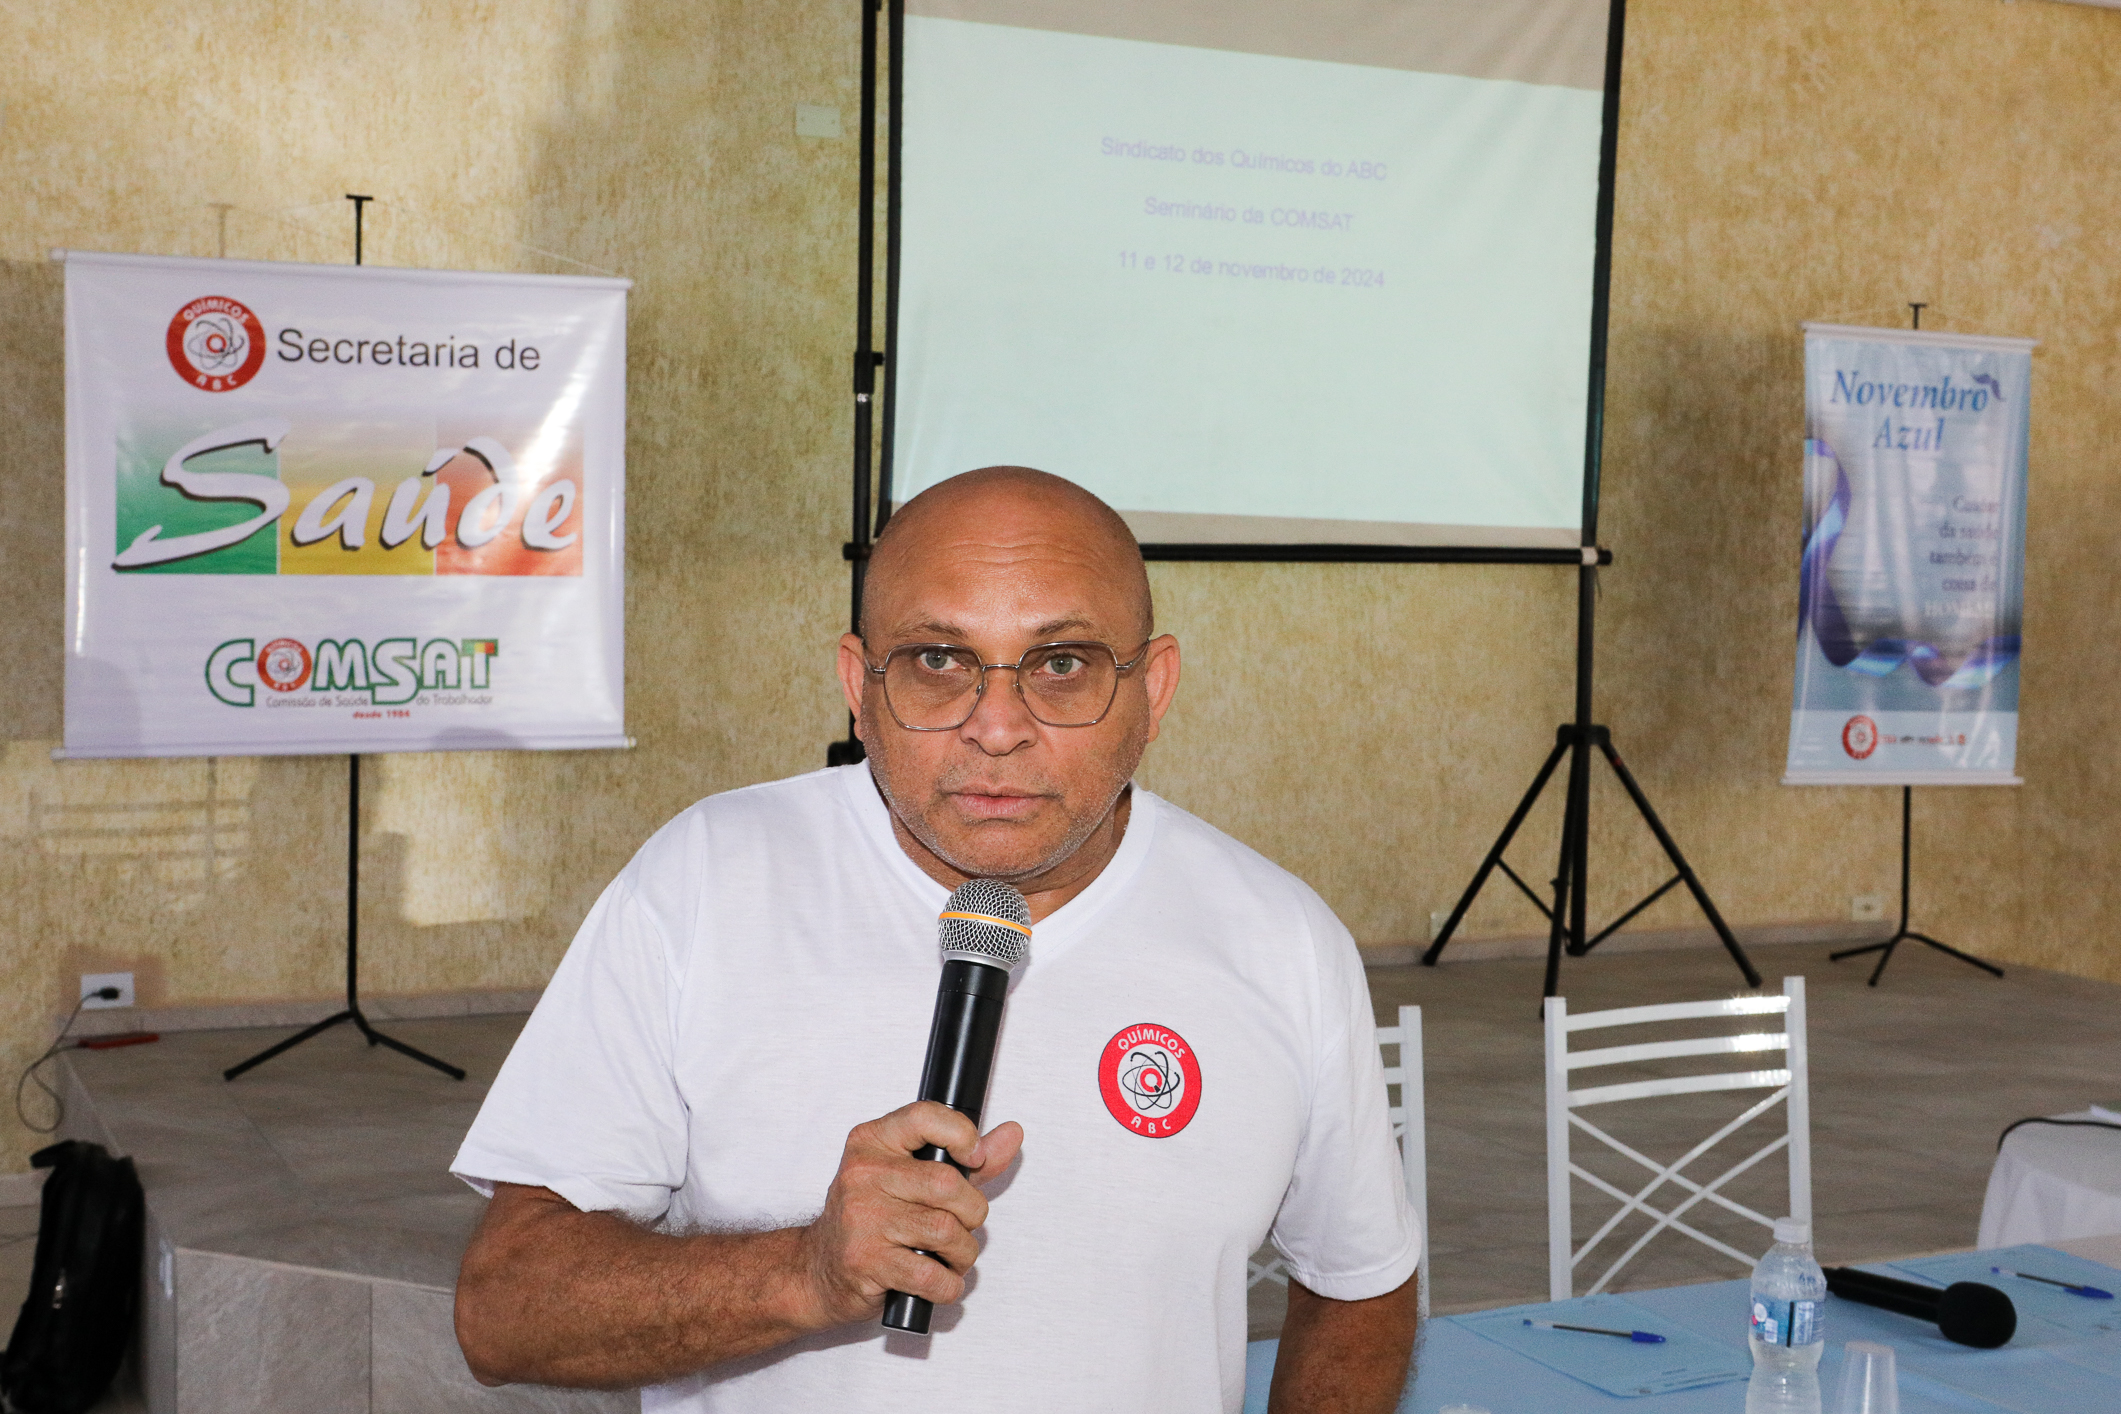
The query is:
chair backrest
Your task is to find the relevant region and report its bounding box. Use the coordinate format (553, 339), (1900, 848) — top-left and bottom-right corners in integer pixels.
(1376, 1005), (1429, 1319)
(1249, 1005), (1428, 1311)
(1544, 977), (1811, 1302)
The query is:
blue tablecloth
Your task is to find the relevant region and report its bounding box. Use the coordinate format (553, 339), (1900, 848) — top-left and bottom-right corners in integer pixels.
(1244, 1246), (2121, 1413)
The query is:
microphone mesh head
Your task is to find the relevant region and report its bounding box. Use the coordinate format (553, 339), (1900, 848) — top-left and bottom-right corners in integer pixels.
(938, 879), (1032, 970)
(1938, 1282), (2016, 1348)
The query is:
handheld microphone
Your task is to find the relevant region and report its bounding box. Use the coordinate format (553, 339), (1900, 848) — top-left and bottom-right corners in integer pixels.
(1822, 1266), (2016, 1348)
(880, 879), (1032, 1335)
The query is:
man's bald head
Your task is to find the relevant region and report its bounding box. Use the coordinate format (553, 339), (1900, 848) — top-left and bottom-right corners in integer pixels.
(861, 468), (1153, 644)
(838, 465), (1181, 901)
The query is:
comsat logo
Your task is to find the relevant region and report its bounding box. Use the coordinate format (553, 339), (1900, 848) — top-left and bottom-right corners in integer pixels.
(167, 297), (267, 392)
(206, 636), (498, 707)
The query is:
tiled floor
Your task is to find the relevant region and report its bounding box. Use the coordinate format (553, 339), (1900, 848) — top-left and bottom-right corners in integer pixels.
(5, 939), (2115, 1386)
(58, 1013), (525, 1288)
(0, 1015), (527, 1414)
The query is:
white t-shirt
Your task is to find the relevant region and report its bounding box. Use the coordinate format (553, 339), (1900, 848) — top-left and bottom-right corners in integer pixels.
(453, 765), (1418, 1413)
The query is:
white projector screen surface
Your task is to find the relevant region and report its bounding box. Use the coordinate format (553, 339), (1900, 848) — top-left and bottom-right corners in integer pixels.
(893, 0), (1611, 548)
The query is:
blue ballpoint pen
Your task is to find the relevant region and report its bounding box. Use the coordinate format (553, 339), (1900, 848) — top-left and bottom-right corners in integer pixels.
(1523, 1318), (1667, 1343)
(1992, 1266), (2114, 1299)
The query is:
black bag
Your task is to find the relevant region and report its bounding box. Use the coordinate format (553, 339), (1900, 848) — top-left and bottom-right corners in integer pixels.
(1, 1141), (144, 1414)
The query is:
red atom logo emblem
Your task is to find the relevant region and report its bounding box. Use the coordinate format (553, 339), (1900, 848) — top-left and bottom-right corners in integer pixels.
(167, 295), (267, 392)
(256, 638), (312, 692)
(1098, 1022), (1203, 1138)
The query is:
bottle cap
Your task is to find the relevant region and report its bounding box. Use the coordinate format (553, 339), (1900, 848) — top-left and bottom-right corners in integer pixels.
(1774, 1217), (1811, 1246)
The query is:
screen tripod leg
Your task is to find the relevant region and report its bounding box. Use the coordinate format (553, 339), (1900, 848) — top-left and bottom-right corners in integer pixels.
(1593, 733), (1760, 988)
(1422, 735), (1571, 966)
(1543, 768), (1583, 1001)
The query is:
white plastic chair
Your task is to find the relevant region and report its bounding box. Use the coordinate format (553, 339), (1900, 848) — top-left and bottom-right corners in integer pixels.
(1250, 1005), (1428, 1312)
(1544, 977), (1811, 1301)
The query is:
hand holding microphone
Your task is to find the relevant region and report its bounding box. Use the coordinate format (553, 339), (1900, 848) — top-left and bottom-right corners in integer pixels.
(795, 881), (1030, 1336)
(881, 879), (1032, 1333)
(798, 1101), (1021, 1328)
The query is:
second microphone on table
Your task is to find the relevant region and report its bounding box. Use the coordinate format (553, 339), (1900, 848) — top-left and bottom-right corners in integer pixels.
(880, 878), (1032, 1336)
(1822, 1265), (2016, 1348)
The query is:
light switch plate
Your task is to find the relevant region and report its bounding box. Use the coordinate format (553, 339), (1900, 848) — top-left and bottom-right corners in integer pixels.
(795, 104), (843, 139)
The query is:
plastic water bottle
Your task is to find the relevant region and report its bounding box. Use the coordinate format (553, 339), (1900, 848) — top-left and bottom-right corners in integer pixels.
(1746, 1216), (1826, 1414)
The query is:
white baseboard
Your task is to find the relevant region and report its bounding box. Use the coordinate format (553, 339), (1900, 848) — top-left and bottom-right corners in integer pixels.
(1361, 919), (1891, 968)
(60, 985), (544, 1039)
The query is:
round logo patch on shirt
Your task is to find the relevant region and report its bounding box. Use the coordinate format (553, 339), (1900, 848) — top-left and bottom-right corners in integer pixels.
(1098, 1022), (1202, 1138)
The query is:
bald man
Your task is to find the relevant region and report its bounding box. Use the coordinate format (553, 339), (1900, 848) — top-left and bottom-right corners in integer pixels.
(451, 469), (1421, 1413)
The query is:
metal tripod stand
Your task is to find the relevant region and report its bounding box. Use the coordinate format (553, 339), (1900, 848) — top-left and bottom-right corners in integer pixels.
(223, 196), (463, 1083)
(1829, 786), (2003, 987)
(1421, 562), (1762, 999)
(224, 755), (466, 1082)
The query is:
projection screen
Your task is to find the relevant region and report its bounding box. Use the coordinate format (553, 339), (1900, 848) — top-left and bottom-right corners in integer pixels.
(887, 0), (1617, 552)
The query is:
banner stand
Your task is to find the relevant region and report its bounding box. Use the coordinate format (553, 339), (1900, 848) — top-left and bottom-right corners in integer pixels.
(223, 201), (464, 1085)
(1827, 785), (2002, 988)
(225, 752), (465, 1081)
(1787, 305), (2026, 990)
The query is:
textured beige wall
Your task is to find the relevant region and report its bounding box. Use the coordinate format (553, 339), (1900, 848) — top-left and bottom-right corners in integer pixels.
(0, 0), (864, 1171)
(5, 0), (2120, 1173)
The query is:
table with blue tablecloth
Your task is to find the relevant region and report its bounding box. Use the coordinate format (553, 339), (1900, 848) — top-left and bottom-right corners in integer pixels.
(1244, 1236), (2121, 1413)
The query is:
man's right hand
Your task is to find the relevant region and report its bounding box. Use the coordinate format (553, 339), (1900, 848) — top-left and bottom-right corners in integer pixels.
(456, 1104), (1023, 1389)
(797, 1101), (1025, 1325)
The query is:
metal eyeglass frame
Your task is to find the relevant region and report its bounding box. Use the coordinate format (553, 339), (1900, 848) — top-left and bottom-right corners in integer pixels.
(863, 640), (1152, 731)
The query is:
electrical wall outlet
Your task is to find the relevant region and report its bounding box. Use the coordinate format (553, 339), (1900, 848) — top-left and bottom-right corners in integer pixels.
(81, 972), (134, 1009)
(1429, 909), (1453, 942)
(1850, 894), (1886, 924)
(794, 103), (842, 139)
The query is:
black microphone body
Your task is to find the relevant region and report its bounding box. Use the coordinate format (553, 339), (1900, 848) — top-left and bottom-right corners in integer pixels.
(1822, 1266), (2016, 1348)
(907, 959), (1010, 1156)
(881, 940), (1021, 1333)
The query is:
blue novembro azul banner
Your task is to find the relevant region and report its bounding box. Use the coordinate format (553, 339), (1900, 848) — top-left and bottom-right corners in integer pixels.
(1784, 324), (2034, 785)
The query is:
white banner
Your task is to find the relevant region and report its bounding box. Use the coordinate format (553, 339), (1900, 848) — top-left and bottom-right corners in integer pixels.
(61, 251), (629, 758)
(1784, 324), (2033, 786)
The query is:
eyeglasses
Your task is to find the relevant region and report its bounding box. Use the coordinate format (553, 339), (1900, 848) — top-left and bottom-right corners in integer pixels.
(864, 640), (1150, 731)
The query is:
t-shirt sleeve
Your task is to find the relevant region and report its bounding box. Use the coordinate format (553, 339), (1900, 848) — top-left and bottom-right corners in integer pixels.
(450, 868), (689, 1224)
(1266, 893), (1423, 1302)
